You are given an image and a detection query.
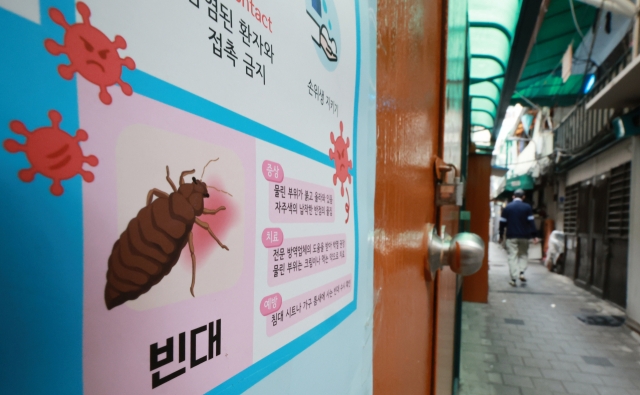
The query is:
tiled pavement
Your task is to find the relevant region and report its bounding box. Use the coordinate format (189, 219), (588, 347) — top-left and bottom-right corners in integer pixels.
(459, 242), (640, 395)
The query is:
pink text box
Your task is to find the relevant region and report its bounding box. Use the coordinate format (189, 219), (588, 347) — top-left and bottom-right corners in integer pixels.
(262, 228), (284, 248)
(260, 293), (282, 316)
(269, 234), (347, 286)
(267, 275), (353, 336)
(262, 160), (284, 182)
(269, 178), (335, 223)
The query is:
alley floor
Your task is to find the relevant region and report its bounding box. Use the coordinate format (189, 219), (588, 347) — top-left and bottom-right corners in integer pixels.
(459, 242), (640, 395)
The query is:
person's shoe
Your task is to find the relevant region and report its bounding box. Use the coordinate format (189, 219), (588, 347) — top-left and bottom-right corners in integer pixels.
(509, 280), (517, 287)
(519, 272), (527, 282)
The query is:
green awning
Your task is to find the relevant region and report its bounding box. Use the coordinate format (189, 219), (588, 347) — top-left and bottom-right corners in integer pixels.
(513, 74), (585, 106)
(468, 0), (523, 133)
(505, 174), (535, 191)
(511, 0), (597, 105)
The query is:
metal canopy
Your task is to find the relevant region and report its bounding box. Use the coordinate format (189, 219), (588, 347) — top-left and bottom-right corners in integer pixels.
(468, 0), (523, 133)
(511, 0), (597, 106)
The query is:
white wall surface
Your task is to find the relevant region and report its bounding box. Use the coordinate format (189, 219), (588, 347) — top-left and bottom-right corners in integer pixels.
(567, 140), (633, 186)
(244, 1), (376, 393)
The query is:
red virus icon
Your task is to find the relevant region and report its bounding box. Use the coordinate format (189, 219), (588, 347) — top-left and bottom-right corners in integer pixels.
(45, 2), (136, 105)
(4, 110), (99, 196)
(329, 121), (352, 196)
(329, 121), (353, 223)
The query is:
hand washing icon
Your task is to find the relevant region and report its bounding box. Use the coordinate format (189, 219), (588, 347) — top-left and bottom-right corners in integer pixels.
(306, 0), (340, 69)
(319, 25), (338, 62)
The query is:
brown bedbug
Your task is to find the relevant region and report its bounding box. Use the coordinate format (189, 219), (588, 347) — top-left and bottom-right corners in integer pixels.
(104, 160), (231, 310)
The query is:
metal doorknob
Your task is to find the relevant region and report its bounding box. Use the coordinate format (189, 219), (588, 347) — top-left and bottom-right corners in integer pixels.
(426, 228), (484, 276)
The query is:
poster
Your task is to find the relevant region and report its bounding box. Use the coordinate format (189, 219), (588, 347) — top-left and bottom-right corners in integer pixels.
(0, 0), (367, 393)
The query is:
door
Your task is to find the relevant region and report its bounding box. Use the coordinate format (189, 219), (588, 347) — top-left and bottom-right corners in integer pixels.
(575, 180), (592, 287)
(374, 0), (446, 392)
(462, 154), (492, 303)
(607, 239), (628, 307)
(590, 174), (609, 297)
(604, 162), (631, 307)
(563, 183), (579, 278)
(433, 0), (469, 391)
(575, 175), (609, 294)
(433, 208), (460, 395)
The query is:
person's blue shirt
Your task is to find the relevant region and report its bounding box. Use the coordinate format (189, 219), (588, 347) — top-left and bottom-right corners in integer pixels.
(499, 198), (537, 239)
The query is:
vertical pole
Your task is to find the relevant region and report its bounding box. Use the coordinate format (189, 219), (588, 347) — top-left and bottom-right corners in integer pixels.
(634, 0), (639, 58)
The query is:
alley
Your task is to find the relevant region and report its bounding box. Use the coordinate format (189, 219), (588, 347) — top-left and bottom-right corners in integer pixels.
(459, 243), (640, 395)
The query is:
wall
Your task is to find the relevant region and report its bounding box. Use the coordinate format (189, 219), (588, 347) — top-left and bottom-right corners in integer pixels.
(566, 139), (633, 185)
(626, 137), (640, 324)
(572, 10), (633, 75)
(562, 137), (639, 322)
(0, 1), (377, 394)
(463, 154), (492, 303)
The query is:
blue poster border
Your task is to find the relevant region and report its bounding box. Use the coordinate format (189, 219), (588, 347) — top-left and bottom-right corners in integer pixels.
(0, 0), (362, 394)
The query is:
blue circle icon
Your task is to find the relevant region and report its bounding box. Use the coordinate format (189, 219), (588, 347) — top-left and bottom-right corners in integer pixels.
(306, 0), (341, 72)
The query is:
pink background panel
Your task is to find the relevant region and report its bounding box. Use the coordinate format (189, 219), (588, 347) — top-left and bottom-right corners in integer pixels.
(80, 80), (256, 395)
(267, 274), (353, 337)
(268, 178), (335, 223)
(260, 293), (283, 316)
(267, 234), (347, 286)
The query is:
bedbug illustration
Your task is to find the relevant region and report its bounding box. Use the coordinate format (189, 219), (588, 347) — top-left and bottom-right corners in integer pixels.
(105, 160), (231, 310)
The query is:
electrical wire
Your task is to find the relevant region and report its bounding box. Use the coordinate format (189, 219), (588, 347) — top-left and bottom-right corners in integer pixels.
(506, 153), (554, 166)
(513, 90), (541, 110)
(514, 0), (606, 110)
(569, 0), (586, 39)
(541, 1), (604, 107)
(512, 58), (562, 108)
(572, 57), (601, 66)
(507, 1), (628, 177)
(576, 1), (604, 104)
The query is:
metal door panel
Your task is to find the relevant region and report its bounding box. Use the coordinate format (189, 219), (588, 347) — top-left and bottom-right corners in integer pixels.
(606, 238), (628, 308)
(604, 162), (631, 307)
(374, 0), (445, 392)
(562, 184), (579, 278)
(563, 235), (578, 278)
(575, 181), (592, 287)
(590, 174), (609, 296)
(591, 239), (606, 297)
(576, 236), (591, 287)
(433, 204), (459, 394)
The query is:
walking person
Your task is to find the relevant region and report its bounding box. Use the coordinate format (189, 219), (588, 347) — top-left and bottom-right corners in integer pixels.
(499, 189), (539, 286)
